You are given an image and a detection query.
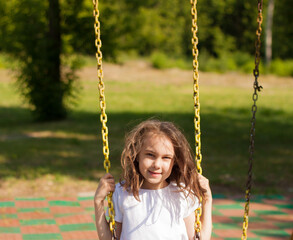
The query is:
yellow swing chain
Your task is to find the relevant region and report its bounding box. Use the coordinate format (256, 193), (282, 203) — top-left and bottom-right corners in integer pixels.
(190, 0), (202, 239)
(93, 0), (116, 238)
(241, 1), (263, 239)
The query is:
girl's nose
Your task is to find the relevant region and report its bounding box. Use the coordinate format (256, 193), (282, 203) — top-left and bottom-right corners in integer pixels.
(153, 158), (161, 169)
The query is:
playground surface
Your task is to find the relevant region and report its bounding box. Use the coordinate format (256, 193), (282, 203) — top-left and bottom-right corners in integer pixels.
(0, 194), (292, 240)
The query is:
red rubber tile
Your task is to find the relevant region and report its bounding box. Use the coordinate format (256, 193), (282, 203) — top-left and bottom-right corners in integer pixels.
(15, 201), (48, 208)
(263, 199), (290, 205)
(61, 231), (98, 240)
(213, 229), (241, 238)
(212, 215), (235, 223)
(17, 212), (53, 220)
(260, 237), (286, 240)
(0, 207), (17, 214)
(249, 202), (279, 211)
(79, 200), (94, 208)
(266, 214), (293, 222)
(248, 221), (280, 229)
(47, 197), (77, 201)
(0, 234), (22, 240)
(50, 206), (84, 214)
(0, 219), (20, 227)
(213, 199), (239, 205)
(283, 209), (293, 215)
(213, 229), (258, 238)
(21, 225), (59, 234)
(55, 214), (93, 225)
(218, 209), (256, 217)
(0, 198), (14, 201)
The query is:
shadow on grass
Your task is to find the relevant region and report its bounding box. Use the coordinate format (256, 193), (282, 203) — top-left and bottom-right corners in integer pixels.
(0, 106), (292, 195)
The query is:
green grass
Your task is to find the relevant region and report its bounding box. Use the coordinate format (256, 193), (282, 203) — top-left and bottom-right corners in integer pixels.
(0, 63), (292, 196)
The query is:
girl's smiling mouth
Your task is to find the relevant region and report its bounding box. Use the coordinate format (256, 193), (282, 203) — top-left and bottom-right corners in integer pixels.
(148, 170), (162, 177)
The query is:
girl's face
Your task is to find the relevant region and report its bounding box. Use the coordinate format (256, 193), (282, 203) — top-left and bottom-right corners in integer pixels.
(138, 133), (174, 190)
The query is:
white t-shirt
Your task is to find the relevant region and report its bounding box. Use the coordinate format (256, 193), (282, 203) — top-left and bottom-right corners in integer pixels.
(112, 182), (199, 240)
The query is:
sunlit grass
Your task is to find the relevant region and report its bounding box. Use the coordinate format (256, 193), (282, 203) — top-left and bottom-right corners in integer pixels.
(0, 63), (292, 197)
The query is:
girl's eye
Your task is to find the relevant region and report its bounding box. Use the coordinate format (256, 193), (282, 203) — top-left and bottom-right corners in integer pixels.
(146, 153), (154, 157)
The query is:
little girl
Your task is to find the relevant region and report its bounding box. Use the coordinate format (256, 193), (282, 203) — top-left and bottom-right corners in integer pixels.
(94, 120), (212, 240)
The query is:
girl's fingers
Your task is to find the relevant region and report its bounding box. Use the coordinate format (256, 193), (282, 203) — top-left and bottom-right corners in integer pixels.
(103, 173), (114, 180)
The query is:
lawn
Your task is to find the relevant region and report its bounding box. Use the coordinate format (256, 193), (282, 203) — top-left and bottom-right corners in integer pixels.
(0, 60), (292, 198)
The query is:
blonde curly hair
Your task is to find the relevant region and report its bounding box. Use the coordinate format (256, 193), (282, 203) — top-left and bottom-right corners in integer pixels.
(120, 119), (206, 201)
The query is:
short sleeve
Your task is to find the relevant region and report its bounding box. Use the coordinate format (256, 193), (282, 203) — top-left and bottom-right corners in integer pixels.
(112, 183), (123, 222)
(183, 194), (200, 218)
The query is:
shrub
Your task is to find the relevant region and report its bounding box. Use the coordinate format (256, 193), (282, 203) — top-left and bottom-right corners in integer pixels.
(269, 59), (293, 77)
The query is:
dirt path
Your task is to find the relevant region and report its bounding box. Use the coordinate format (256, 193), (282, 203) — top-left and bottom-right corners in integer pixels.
(78, 60), (293, 89)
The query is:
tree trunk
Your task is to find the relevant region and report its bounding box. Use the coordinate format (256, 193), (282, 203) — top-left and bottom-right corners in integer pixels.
(265, 0), (274, 66)
(46, 0), (66, 120)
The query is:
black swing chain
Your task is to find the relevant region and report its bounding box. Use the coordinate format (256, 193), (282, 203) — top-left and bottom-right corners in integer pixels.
(242, 0), (263, 239)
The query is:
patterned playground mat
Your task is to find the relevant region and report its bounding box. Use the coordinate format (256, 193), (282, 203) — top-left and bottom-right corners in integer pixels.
(0, 195), (292, 240)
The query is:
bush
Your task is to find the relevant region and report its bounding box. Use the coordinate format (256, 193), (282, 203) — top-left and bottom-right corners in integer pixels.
(269, 59), (293, 77)
(150, 51), (191, 70)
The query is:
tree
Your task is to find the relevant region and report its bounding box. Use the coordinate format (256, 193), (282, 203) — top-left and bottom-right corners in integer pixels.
(265, 0), (274, 66)
(2, 0), (78, 121)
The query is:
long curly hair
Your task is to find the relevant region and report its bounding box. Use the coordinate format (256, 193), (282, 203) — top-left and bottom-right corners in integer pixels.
(120, 119), (206, 201)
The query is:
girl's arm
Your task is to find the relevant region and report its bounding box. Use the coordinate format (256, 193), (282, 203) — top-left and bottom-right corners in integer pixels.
(184, 175), (212, 240)
(94, 173), (116, 240)
(198, 175), (212, 240)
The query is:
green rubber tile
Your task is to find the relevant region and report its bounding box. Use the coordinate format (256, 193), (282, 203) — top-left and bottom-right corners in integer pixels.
(23, 233), (62, 240)
(54, 213), (77, 217)
(275, 204), (293, 209)
(0, 201), (15, 207)
(0, 214), (17, 219)
(212, 222), (239, 229)
(275, 222), (293, 228)
(49, 200), (80, 207)
(253, 195), (285, 200)
(211, 231), (218, 237)
(15, 197), (46, 201)
(20, 219), (56, 225)
(254, 210), (287, 215)
(230, 216), (265, 222)
(0, 226), (20, 233)
(251, 229), (290, 237)
(18, 207), (50, 213)
(213, 194), (226, 199)
(85, 207), (94, 211)
(225, 238), (261, 240)
(212, 209), (223, 216)
(59, 223), (96, 232)
(77, 196), (93, 201)
(213, 204), (243, 209)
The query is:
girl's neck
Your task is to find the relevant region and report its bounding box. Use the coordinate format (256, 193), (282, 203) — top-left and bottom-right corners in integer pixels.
(140, 180), (169, 190)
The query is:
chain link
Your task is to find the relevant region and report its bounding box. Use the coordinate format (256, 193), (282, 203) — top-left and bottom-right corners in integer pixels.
(93, 0), (116, 238)
(241, 1), (263, 239)
(190, 0), (202, 238)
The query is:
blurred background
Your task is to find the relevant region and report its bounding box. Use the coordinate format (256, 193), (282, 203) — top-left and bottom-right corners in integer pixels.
(0, 0), (292, 198)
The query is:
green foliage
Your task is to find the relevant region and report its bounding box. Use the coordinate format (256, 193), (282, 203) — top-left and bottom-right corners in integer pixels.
(0, 53), (10, 69)
(199, 51), (266, 74)
(272, 0), (293, 59)
(0, 0), (292, 77)
(1, 0), (80, 121)
(150, 51), (191, 70)
(269, 59), (293, 77)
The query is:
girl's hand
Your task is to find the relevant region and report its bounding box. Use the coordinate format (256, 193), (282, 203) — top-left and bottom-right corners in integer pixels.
(198, 175), (213, 240)
(198, 174), (212, 203)
(94, 173), (115, 206)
